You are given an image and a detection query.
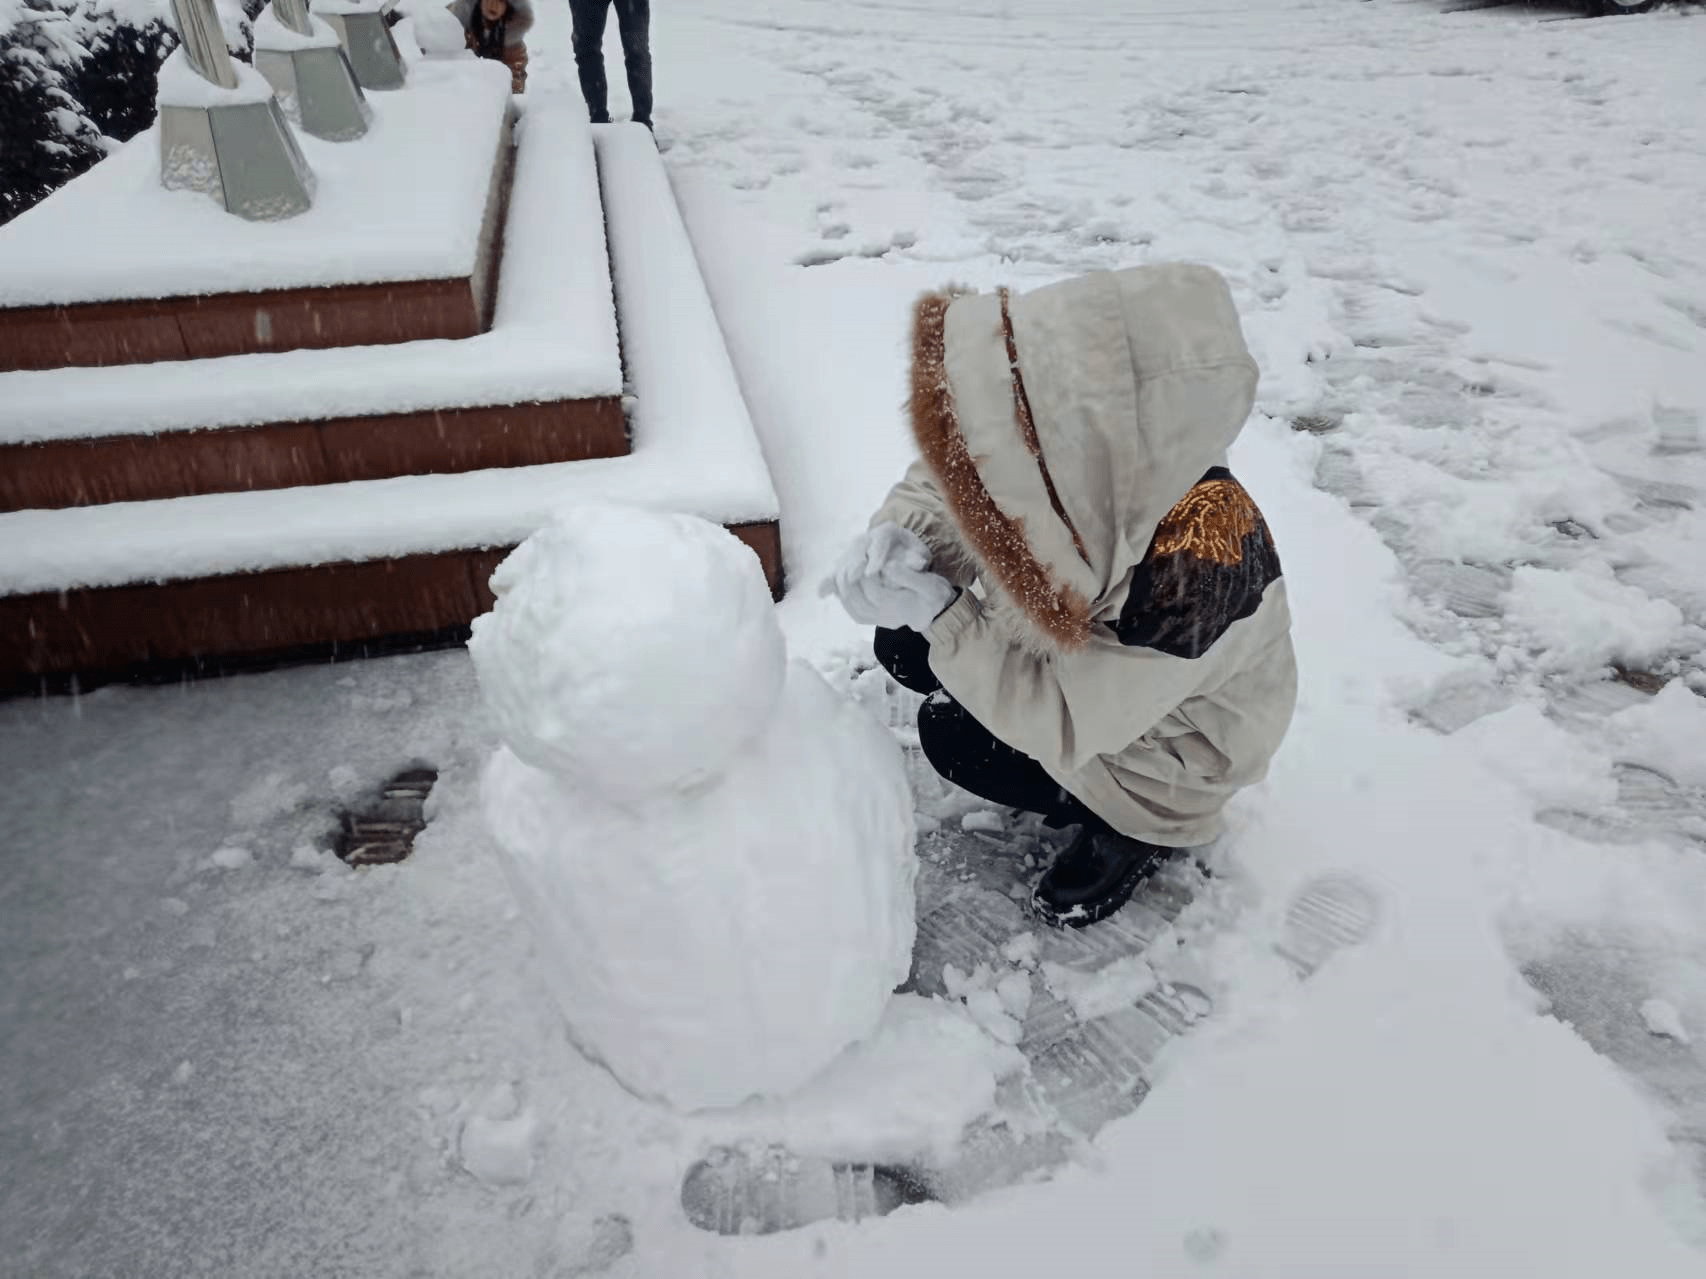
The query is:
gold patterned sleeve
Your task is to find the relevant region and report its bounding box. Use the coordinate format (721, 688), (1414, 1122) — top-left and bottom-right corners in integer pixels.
(1116, 473), (1282, 660)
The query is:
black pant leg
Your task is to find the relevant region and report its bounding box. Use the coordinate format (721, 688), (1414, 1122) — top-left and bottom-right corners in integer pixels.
(612, 0), (652, 124)
(917, 688), (1110, 832)
(568, 0), (611, 122)
(876, 624), (1105, 830)
(872, 626), (941, 696)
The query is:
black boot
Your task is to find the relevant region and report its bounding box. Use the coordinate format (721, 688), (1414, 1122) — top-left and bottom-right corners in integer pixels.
(1031, 827), (1170, 928)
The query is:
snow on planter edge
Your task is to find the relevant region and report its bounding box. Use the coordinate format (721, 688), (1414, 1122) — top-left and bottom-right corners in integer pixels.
(0, 86), (624, 445)
(0, 58), (512, 311)
(0, 112), (778, 597)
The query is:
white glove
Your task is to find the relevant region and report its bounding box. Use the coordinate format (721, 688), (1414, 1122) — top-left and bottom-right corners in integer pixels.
(820, 523), (957, 631)
(873, 560), (958, 631)
(825, 522), (927, 599)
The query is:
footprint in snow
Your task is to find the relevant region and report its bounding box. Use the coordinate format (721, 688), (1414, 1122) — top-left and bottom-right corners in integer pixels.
(679, 845), (1383, 1236)
(1660, 296), (1706, 332)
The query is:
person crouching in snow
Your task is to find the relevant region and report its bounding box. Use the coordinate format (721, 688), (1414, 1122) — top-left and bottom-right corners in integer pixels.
(825, 264), (1297, 929)
(450, 0), (532, 93)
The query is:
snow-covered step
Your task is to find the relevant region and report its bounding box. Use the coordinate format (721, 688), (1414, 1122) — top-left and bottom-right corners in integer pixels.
(0, 60), (515, 372)
(0, 474), (782, 691)
(0, 396), (629, 512)
(0, 89), (624, 512)
(0, 116), (780, 689)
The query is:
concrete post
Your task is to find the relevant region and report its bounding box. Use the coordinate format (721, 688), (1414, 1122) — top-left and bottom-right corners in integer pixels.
(314, 0), (409, 91)
(253, 0), (372, 141)
(158, 0), (316, 220)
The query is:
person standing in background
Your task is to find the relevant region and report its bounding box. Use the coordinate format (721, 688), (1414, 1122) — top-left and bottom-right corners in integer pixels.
(569, 0), (652, 128)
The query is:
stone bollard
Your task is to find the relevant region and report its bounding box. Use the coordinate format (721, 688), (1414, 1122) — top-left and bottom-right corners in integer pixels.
(253, 0), (372, 142)
(313, 0), (409, 92)
(158, 0), (315, 220)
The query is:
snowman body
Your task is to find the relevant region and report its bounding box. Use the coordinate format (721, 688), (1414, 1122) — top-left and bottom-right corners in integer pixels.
(472, 506), (916, 1110)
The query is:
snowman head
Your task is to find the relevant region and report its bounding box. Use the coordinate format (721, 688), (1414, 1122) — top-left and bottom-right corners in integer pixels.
(470, 505), (786, 803)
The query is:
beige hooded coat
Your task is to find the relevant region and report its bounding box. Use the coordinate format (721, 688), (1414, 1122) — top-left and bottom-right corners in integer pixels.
(872, 264), (1297, 847)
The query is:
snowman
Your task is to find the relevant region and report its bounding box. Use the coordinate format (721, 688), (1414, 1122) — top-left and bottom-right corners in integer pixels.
(470, 504), (917, 1111)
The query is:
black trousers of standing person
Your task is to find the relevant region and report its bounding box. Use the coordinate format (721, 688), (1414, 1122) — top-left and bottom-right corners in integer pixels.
(873, 626), (1110, 834)
(569, 0), (652, 126)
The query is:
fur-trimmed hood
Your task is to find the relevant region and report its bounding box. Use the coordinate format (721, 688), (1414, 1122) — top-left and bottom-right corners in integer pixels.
(908, 265), (1259, 652)
(448, 0), (534, 43)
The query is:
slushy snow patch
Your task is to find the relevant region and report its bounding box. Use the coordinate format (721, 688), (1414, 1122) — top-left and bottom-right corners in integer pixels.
(1042, 955), (1160, 1022)
(942, 963), (1025, 1046)
(459, 1085), (538, 1186)
(704, 994), (1024, 1165)
(472, 506), (916, 1110)
(1641, 999), (1692, 1046)
(288, 844), (340, 874)
(1611, 683), (1706, 791)
(1505, 564), (1686, 675)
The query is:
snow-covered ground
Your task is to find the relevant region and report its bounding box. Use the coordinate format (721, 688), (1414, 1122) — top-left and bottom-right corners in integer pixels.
(3, 1), (1706, 1275)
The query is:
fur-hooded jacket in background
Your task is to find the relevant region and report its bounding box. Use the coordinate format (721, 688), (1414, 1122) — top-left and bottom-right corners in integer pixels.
(871, 263), (1297, 845)
(448, 0), (534, 47)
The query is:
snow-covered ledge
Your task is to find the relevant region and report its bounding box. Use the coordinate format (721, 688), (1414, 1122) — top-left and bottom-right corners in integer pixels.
(0, 58), (508, 307)
(0, 112), (780, 681)
(0, 58), (514, 371)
